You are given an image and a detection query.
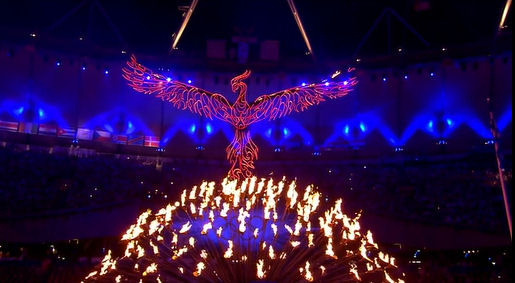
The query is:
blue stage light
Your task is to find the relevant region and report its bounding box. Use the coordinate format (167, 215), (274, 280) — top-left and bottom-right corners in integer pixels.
(190, 124), (196, 133)
(166, 77), (172, 82)
(15, 107), (24, 115)
(344, 125), (350, 135)
(187, 79), (192, 84)
(359, 122), (366, 132)
(104, 124), (114, 133)
(206, 123), (213, 134)
(427, 120), (434, 131)
(301, 82), (307, 87)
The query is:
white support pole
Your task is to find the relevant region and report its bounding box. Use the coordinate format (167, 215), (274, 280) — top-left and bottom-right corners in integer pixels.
(286, 0), (315, 60)
(171, 0), (200, 51)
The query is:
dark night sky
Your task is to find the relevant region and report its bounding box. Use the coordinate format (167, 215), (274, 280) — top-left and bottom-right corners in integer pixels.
(0, 0), (511, 60)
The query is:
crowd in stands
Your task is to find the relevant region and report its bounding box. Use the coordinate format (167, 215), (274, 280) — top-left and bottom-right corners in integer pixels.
(0, 142), (511, 233)
(259, 154), (511, 233)
(0, 142), (512, 281)
(0, 144), (165, 216)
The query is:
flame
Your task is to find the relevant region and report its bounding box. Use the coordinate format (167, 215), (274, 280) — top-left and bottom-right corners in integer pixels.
(350, 263), (360, 280)
(284, 224), (294, 235)
(287, 181), (298, 208)
(257, 259), (266, 279)
(180, 190), (186, 206)
(143, 263), (157, 276)
(125, 241), (134, 257)
(148, 219), (161, 235)
(201, 222), (212, 234)
(331, 70), (341, 78)
(271, 223), (278, 236)
(85, 177), (400, 282)
(221, 203), (230, 217)
(367, 262), (374, 271)
(193, 262), (205, 277)
(85, 271), (97, 279)
(294, 219), (302, 236)
(149, 241), (159, 255)
(189, 237), (195, 247)
(209, 210), (215, 222)
(325, 238), (337, 259)
(304, 261), (313, 281)
(308, 234), (314, 247)
(171, 232), (178, 246)
(179, 221), (192, 233)
(384, 270), (403, 283)
(238, 208), (250, 233)
(190, 203), (197, 214)
(379, 251), (389, 264)
(189, 186), (197, 199)
(268, 245), (276, 259)
(360, 240), (372, 262)
(224, 240), (234, 258)
(366, 230), (378, 248)
(136, 245), (144, 258)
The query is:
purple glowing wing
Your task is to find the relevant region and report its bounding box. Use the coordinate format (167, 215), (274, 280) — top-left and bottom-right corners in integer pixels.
(122, 56), (232, 122)
(249, 76), (358, 123)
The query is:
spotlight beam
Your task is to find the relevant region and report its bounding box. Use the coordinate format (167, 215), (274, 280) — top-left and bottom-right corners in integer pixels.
(286, 0), (315, 60)
(170, 0), (199, 51)
(498, 0), (512, 31)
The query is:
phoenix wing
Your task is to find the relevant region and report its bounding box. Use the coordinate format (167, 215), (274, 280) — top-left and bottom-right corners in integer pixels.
(122, 55), (232, 122)
(248, 76), (358, 123)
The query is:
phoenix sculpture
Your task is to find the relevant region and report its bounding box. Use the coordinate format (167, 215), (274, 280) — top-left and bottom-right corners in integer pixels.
(123, 56), (357, 180)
